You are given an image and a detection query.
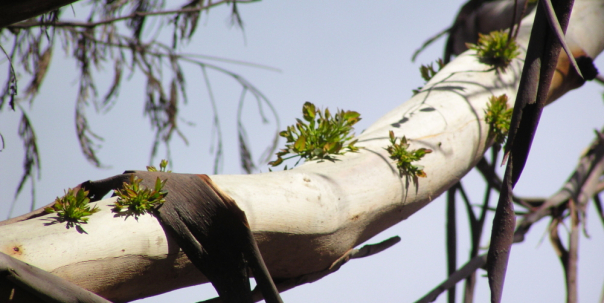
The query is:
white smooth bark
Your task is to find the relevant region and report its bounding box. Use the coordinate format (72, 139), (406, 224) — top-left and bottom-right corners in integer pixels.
(2, 1), (604, 301)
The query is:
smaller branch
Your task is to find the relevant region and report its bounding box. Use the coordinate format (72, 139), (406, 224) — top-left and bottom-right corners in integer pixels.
(446, 186), (458, 303)
(415, 254), (488, 303)
(595, 74), (604, 85)
(475, 156), (543, 209)
(422, 129), (604, 303)
(506, 0), (520, 43)
(0, 44), (17, 110)
(271, 236), (401, 299)
(175, 53), (281, 72)
(475, 157), (503, 190)
(486, 155), (515, 303)
(411, 26), (451, 62)
(549, 215), (569, 273)
(567, 199), (579, 303)
(540, 0), (583, 79)
(515, 129), (604, 243)
(7, 0), (260, 29)
(594, 195), (604, 228)
(464, 148), (497, 303)
(199, 236), (401, 303)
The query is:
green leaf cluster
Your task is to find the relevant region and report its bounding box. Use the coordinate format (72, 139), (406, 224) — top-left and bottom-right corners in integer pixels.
(485, 94), (512, 146)
(467, 30), (519, 71)
(147, 159), (171, 172)
(269, 102), (361, 167)
(112, 175), (168, 219)
(44, 188), (99, 229)
(385, 131), (432, 180)
(413, 59), (445, 95)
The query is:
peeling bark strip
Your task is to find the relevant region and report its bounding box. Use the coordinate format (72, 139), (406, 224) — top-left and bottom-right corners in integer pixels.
(489, 1), (576, 302)
(125, 171), (282, 303)
(0, 252), (110, 303)
(1, 171), (282, 303)
(486, 161), (516, 303)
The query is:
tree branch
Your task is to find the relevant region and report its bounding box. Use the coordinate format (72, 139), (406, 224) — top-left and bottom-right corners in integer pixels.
(416, 254), (488, 303)
(7, 0), (260, 29)
(417, 126), (604, 303)
(1, 3), (604, 301)
(0, 0), (77, 28)
(514, 129), (604, 242)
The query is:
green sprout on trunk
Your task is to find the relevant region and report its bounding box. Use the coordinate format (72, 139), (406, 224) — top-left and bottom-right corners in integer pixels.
(467, 30), (519, 71)
(413, 58), (445, 95)
(112, 175), (168, 219)
(485, 94), (513, 147)
(147, 159), (171, 172)
(385, 131), (432, 182)
(269, 102), (361, 168)
(44, 188), (99, 232)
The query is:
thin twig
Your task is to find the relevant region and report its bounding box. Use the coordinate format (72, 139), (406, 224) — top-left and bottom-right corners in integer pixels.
(515, 129), (604, 243)
(420, 127), (604, 303)
(539, 0), (583, 79)
(567, 199), (579, 303)
(594, 195), (604, 228)
(475, 156), (541, 209)
(201, 65), (223, 174)
(506, 0), (519, 46)
(464, 148), (497, 303)
(199, 236), (402, 303)
(415, 254), (488, 303)
(446, 185), (458, 303)
(411, 26), (451, 62)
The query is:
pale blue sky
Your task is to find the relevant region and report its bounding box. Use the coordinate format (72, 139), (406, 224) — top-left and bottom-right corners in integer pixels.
(1, 1), (604, 302)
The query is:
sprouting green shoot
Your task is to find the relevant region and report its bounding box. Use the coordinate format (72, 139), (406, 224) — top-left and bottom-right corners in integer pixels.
(269, 102), (361, 167)
(385, 130), (432, 181)
(112, 175), (167, 219)
(467, 30), (519, 71)
(147, 159), (171, 172)
(413, 58), (445, 95)
(44, 188), (99, 231)
(485, 94), (512, 147)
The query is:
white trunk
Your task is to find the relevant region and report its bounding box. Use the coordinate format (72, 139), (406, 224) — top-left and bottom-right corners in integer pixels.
(2, 1), (604, 301)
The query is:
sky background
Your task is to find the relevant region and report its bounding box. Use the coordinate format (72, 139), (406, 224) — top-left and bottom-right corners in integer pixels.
(1, 1), (604, 302)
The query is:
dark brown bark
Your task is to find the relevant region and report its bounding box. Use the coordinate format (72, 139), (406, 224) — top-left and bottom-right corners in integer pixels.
(0, 0), (79, 28)
(126, 171), (282, 303)
(2, 171), (283, 303)
(446, 186), (458, 303)
(489, 1), (576, 302)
